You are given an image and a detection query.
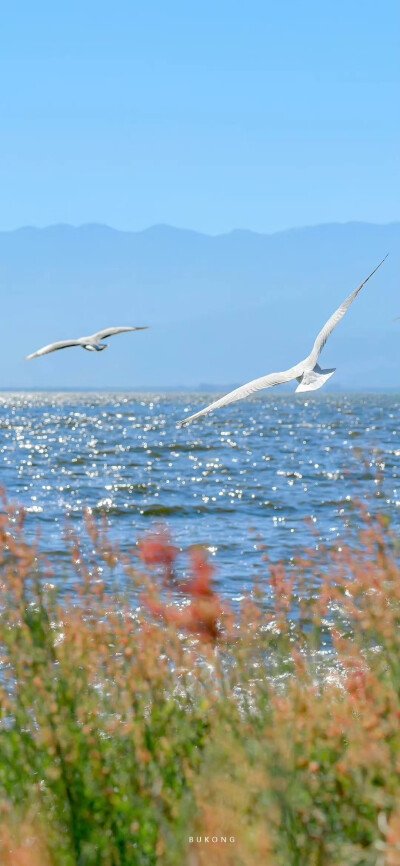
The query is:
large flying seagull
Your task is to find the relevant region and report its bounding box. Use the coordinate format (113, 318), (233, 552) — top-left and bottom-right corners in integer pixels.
(178, 257), (387, 427)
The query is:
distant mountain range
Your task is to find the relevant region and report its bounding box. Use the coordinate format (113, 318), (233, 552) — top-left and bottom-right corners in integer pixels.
(1, 221), (399, 391)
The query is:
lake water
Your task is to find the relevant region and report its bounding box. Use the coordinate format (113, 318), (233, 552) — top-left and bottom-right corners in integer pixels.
(0, 392), (399, 598)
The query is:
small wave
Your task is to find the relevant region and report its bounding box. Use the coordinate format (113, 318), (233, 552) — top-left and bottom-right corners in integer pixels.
(141, 504), (236, 517)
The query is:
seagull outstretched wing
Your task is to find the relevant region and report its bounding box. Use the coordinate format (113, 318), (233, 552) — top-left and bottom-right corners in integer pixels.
(177, 364), (303, 427)
(91, 326), (148, 340)
(309, 256), (388, 364)
(25, 339), (84, 360)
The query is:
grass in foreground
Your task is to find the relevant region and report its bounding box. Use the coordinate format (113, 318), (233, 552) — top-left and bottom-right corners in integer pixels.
(0, 500), (400, 865)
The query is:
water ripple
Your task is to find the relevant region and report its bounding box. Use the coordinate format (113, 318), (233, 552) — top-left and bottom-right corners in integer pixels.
(0, 392), (399, 596)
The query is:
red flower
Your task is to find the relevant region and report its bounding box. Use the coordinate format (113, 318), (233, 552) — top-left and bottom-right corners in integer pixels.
(185, 547), (215, 597)
(138, 532), (179, 573)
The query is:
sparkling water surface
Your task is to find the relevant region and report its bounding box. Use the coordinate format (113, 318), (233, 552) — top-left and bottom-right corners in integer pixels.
(0, 392), (399, 598)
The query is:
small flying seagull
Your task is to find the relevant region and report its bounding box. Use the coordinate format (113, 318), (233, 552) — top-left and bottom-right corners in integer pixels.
(178, 257), (387, 427)
(25, 326), (148, 360)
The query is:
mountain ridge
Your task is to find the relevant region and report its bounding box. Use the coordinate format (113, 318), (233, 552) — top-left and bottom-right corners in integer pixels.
(2, 219), (399, 238)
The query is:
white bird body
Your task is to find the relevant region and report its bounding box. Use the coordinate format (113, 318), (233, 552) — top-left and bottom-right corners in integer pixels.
(178, 257), (387, 427)
(25, 326), (148, 360)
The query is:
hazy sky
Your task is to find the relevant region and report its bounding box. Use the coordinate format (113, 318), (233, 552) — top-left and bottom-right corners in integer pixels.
(1, 0), (399, 234)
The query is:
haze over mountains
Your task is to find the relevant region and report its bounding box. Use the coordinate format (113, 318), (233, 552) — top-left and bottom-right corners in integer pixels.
(0, 221), (399, 391)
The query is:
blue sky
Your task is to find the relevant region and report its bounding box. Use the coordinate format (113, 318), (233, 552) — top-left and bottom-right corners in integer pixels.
(1, 0), (399, 234)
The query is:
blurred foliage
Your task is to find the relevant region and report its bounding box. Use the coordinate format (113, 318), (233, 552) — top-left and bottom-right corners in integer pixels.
(0, 500), (400, 864)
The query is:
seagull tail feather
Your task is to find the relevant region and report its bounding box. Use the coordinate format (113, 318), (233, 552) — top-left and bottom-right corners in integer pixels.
(296, 364), (336, 393)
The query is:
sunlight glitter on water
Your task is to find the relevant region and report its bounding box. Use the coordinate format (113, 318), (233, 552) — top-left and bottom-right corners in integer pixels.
(0, 391), (399, 596)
